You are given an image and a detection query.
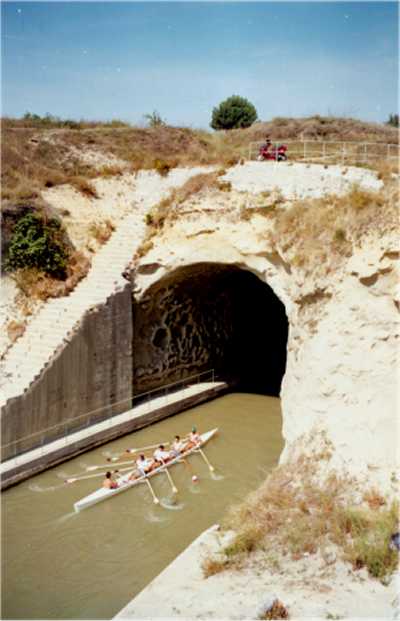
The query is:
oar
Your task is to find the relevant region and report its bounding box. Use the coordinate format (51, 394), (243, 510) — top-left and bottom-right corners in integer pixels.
(86, 459), (136, 472)
(65, 466), (133, 484)
(178, 457), (199, 483)
(163, 467), (178, 493)
(87, 441), (173, 470)
(125, 441), (170, 455)
(144, 478), (160, 504)
(197, 447), (215, 472)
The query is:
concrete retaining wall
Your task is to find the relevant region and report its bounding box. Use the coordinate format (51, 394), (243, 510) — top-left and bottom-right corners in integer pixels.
(1, 284), (133, 461)
(1, 382), (228, 489)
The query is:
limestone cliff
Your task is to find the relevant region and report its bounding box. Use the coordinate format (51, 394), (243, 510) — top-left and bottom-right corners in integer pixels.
(133, 164), (399, 495)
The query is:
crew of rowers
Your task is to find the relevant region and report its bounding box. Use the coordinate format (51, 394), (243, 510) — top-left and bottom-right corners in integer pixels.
(102, 427), (201, 489)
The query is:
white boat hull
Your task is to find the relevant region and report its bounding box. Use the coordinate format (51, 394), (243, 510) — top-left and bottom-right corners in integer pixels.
(74, 428), (218, 512)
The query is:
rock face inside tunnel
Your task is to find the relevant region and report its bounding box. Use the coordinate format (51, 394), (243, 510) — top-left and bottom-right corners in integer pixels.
(132, 263), (288, 395)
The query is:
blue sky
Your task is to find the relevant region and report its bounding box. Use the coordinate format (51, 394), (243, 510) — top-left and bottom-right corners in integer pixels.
(1, 2), (398, 127)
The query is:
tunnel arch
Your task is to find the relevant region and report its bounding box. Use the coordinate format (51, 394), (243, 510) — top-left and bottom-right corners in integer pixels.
(132, 262), (288, 397)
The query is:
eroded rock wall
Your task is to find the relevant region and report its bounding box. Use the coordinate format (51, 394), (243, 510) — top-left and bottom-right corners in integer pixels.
(133, 200), (399, 494)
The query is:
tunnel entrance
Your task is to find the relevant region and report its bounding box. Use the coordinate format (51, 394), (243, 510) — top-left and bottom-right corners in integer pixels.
(133, 263), (288, 396)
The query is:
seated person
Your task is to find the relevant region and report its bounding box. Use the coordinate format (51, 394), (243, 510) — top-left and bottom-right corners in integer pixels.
(103, 471), (119, 489)
(185, 427), (201, 451)
(135, 454), (154, 477)
(153, 444), (172, 465)
(171, 435), (185, 457)
(263, 136), (272, 148)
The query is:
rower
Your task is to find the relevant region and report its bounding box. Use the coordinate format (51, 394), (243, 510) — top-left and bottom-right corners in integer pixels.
(103, 471), (119, 489)
(185, 427), (201, 450)
(171, 435), (184, 457)
(136, 454), (154, 476)
(153, 444), (172, 465)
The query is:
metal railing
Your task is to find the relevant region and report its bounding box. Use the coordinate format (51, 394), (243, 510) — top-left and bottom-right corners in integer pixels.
(1, 369), (216, 462)
(248, 139), (399, 164)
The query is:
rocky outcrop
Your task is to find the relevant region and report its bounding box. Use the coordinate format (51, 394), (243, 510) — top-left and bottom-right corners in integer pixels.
(133, 175), (399, 494)
(1, 162), (397, 497)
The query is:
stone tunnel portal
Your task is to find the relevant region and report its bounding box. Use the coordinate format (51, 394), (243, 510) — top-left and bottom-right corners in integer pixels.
(133, 263), (288, 396)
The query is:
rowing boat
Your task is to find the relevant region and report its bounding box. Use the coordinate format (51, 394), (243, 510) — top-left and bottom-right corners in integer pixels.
(73, 428), (218, 512)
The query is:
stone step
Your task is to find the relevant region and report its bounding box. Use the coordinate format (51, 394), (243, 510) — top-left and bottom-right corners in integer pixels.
(0, 169), (190, 398)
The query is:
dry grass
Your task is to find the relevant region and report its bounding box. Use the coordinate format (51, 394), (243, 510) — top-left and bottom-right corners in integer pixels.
(258, 599), (289, 620)
(202, 448), (399, 581)
(70, 176), (99, 198)
(267, 182), (398, 275)
(6, 319), (26, 343)
(202, 557), (229, 578)
(97, 165), (125, 178)
(2, 116), (397, 206)
(12, 251), (91, 301)
(89, 219), (115, 245)
(142, 171), (221, 233)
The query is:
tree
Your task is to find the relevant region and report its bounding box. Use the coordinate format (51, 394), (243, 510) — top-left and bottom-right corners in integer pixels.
(386, 113), (399, 128)
(144, 110), (166, 127)
(210, 95), (258, 130)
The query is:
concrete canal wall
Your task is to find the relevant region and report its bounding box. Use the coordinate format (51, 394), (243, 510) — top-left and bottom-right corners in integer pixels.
(1, 284), (133, 462)
(1, 381), (228, 489)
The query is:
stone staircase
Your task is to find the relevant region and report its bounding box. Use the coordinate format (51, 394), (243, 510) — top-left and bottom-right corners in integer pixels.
(0, 167), (212, 407)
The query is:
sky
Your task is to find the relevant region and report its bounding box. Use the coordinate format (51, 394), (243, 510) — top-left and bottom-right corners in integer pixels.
(1, 1), (398, 128)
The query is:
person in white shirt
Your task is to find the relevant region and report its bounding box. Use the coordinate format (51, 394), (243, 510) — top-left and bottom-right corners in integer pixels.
(185, 427), (201, 450)
(153, 445), (171, 465)
(171, 435), (184, 457)
(134, 454), (154, 477)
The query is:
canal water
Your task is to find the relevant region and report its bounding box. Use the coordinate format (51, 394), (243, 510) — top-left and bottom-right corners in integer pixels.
(1, 393), (283, 620)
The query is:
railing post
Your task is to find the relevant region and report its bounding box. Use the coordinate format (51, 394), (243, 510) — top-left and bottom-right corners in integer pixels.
(212, 369), (215, 383)
(303, 141), (306, 161)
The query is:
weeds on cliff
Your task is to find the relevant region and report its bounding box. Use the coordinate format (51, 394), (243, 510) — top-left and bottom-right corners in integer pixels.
(89, 219), (115, 245)
(258, 599), (289, 620)
(269, 182), (397, 275)
(201, 557), (229, 578)
(6, 319), (26, 343)
(12, 251), (91, 301)
(340, 503), (399, 578)
(202, 445), (399, 581)
(137, 171), (221, 256)
(153, 158), (172, 176)
(97, 165), (125, 178)
(70, 176), (99, 198)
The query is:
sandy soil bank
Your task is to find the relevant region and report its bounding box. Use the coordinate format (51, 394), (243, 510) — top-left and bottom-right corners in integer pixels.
(116, 525), (399, 620)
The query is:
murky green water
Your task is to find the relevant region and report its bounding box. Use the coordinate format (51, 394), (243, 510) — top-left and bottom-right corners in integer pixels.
(1, 393), (283, 620)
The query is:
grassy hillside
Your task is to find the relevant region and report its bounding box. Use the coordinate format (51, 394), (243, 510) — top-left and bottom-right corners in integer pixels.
(2, 115), (398, 204)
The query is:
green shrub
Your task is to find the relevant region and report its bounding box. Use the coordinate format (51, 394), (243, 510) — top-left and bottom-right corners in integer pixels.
(211, 95), (258, 130)
(7, 212), (69, 278)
